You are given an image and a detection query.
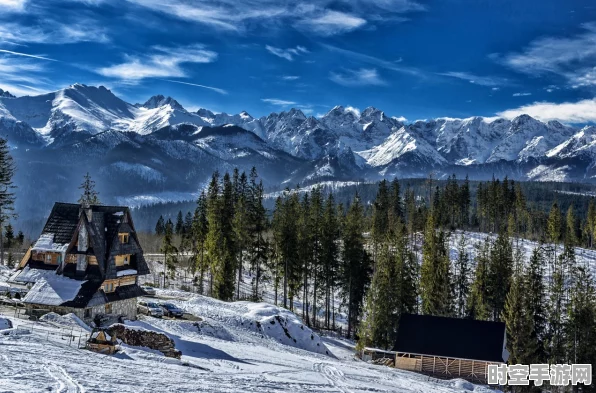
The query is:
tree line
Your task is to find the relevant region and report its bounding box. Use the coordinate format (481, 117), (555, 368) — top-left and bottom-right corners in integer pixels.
(154, 171), (596, 383)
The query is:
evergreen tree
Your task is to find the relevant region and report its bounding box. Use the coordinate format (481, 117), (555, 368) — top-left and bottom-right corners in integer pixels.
(78, 172), (100, 206)
(454, 233), (471, 318)
(4, 223), (13, 249)
(566, 265), (596, 369)
(0, 197), (12, 265)
(525, 246), (547, 363)
(193, 192), (209, 294)
(233, 172), (251, 300)
(467, 237), (491, 320)
(16, 230), (24, 247)
(487, 230), (514, 321)
(566, 205), (577, 246)
(160, 219), (178, 286)
(502, 264), (535, 365)
(420, 212), (453, 316)
(175, 210), (184, 235)
(359, 240), (395, 349)
(155, 215), (165, 236)
(340, 193), (371, 338)
(320, 193), (340, 329)
(248, 170), (269, 302)
(585, 199), (595, 248)
(183, 211), (193, 236)
(371, 180), (390, 263)
(213, 172), (236, 301)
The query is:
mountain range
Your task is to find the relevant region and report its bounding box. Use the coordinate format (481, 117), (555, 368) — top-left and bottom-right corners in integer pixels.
(1, 83), (596, 230)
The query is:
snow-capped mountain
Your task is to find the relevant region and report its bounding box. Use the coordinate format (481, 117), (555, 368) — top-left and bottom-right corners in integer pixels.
(4, 83), (596, 228)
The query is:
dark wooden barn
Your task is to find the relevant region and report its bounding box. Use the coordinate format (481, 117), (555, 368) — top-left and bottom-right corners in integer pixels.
(391, 314), (509, 384)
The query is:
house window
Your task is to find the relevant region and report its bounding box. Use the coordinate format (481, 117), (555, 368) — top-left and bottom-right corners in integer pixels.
(115, 255), (131, 266)
(104, 282), (115, 293)
(119, 233), (129, 244)
(46, 254), (52, 263)
(84, 308), (91, 318)
(105, 303), (112, 314)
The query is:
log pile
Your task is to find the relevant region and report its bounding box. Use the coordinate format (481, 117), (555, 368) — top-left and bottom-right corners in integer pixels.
(371, 357), (395, 367)
(108, 324), (181, 359)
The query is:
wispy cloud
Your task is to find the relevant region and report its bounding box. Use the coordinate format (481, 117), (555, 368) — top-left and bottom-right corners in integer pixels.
(0, 0), (26, 12)
(161, 79), (227, 95)
(330, 68), (386, 86)
(261, 98), (297, 106)
(295, 10), (366, 36)
(0, 56), (53, 96)
(322, 44), (423, 77)
(282, 75), (300, 80)
(0, 20), (109, 44)
(498, 98), (596, 123)
(512, 92), (531, 97)
(500, 23), (596, 89)
(0, 49), (57, 61)
(439, 71), (509, 87)
(98, 45), (217, 81)
(265, 45), (308, 61)
(126, 0), (424, 36)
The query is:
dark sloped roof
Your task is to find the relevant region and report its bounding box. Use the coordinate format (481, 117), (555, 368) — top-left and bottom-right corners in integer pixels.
(104, 284), (147, 303)
(392, 314), (506, 363)
(41, 203), (80, 244)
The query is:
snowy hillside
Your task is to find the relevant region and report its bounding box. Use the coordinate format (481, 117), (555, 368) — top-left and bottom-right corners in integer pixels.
(0, 286), (500, 393)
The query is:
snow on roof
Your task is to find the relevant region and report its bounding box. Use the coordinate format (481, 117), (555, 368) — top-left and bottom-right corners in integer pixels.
(31, 233), (68, 253)
(9, 266), (57, 284)
(23, 275), (85, 306)
(116, 269), (137, 277)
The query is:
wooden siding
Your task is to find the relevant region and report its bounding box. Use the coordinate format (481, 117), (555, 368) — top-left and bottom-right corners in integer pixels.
(394, 352), (501, 384)
(18, 247), (32, 269)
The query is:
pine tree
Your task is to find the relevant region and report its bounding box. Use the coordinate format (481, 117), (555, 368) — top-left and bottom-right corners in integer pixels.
(454, 233), (471, 318)
(566, 265), (596, 368)
(420, 212), (453, 316)
(184, 211), (193, 236)
(0, 138), (19, 264)
(4, 223), (14, 249)
(340, 193), (371, 338)
(487, 230), (514, 321)
(248, 170), (269, 302)
(566, 205), (577, 246)
(155, 215), (165, 236)
(371, 180), (390, 263)
(193, 192), (209, 294)
(320, 193), (340, 329)
(467, 237), (491, 320)
(585, 199), (596, 248)
(175, 210), (184, 235)
(233, 172), (251, 300)
(6, 251), (15, 268)
(78, 172), (100, 206)
(213, 172), (236, 301)
(525, 246), (547, 363)
(16, 230), (24, 247)
(160, 219), (178, 286)
(503, 264), (535, 365)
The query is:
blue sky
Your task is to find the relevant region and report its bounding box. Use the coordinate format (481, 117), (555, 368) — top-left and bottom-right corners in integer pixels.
(1, 0), (596, 123)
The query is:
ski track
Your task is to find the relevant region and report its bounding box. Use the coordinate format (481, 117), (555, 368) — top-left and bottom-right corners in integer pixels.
(313, 362), (354, 393)
(45, 364), (85, 393)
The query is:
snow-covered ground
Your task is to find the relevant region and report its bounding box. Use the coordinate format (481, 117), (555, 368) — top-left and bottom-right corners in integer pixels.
(0, 287), (499, 393)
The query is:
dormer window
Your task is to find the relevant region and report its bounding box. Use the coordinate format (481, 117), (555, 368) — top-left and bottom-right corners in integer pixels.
(115, 254), (131, 266)
(104, 282), (115, 293)
(119, 233), (129, 244)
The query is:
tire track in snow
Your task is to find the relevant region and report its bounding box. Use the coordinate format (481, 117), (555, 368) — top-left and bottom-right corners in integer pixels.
(313, 362), (354, 393)
(45, 364), (85, 393)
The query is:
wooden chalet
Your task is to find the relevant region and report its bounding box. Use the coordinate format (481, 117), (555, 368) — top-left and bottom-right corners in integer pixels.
(12, 202), (150, 323)
(391, 314), (509, 384)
